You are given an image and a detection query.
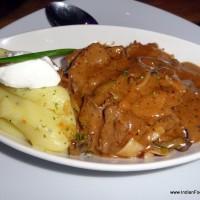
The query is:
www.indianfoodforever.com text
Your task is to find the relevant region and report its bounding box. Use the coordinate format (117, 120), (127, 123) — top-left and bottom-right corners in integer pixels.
(170, 190), (200, 195)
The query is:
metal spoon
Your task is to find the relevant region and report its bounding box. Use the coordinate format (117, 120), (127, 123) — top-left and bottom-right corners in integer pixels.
(45, 2), (98, 26)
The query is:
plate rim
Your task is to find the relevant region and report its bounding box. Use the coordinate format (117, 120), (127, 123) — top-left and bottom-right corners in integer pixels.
(0, 24), (200, 172)
(1, 24), (200, 47)
(1, 133), (200, 172)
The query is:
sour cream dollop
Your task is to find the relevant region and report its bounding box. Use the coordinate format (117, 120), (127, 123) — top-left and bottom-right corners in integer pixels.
(0, 56), (61, 88)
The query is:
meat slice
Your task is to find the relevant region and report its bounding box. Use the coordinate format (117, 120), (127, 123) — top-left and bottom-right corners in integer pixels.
(67, 43), (129, 105)
(66, 42), (200, 157)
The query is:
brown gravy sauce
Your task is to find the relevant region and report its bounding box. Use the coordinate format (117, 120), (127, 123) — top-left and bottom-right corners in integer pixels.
(60, 42), (200, 158)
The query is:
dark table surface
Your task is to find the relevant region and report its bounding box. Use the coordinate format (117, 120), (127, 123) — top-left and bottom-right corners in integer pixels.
(0, 0), (200, 29)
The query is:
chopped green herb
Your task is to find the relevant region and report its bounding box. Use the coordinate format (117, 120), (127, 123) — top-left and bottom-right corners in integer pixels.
(35, 127), (39, 131)
(123, 70), (129, 76)
(54, 102), (59, 109)
(53, 90), (57, 95)
(75, 133), (86, 141)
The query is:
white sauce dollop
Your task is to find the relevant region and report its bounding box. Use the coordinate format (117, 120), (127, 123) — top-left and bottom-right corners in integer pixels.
(0, 56), (61, 88)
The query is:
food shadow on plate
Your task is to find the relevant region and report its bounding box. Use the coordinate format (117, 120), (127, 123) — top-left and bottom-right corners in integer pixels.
(0, 142), (191, 177)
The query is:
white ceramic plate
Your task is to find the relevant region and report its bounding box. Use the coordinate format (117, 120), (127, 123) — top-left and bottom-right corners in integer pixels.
(0, 25), (200, 172)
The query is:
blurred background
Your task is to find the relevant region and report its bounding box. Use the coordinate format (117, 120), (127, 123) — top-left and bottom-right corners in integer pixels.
(0, 0), (200, 28)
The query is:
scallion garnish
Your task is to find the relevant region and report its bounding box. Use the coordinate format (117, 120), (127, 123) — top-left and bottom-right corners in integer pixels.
(0, 48), (75, 63)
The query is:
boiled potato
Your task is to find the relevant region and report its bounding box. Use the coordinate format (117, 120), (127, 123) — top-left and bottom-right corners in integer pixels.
(0, 118), (25, 141)
(3, 86), (70, 115)
(0, 86), (76, 152)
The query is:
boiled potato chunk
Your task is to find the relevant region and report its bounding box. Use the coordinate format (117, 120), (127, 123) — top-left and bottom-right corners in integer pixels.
(0, 86), (76, 152)
(3, 86), (71, 115)
(0, 118), (25, 141)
